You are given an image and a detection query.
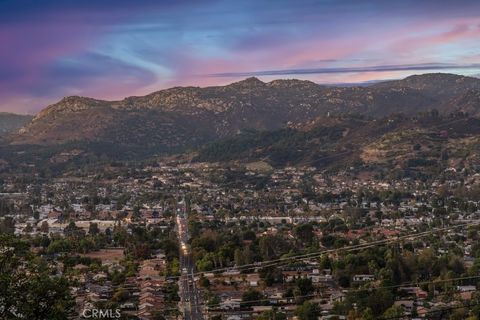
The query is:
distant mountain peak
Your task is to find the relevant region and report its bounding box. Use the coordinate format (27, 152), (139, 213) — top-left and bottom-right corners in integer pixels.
(267, 78), (318, 88)
(373, 73), (480, 99)
(229, 77), (265, 88)
(388, 72), (475, 83)
(30, 96), (109, 125)
(59, 95), (106, 105)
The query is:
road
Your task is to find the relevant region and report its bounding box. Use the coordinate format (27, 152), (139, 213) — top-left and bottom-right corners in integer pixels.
(176, 202), (204, 320)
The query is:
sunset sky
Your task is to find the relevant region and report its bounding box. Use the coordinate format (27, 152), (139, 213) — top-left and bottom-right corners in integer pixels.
(1, 0), (480, 114)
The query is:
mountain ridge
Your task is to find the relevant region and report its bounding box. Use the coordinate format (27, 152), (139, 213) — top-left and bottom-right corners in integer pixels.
(10, 73), (480, 153)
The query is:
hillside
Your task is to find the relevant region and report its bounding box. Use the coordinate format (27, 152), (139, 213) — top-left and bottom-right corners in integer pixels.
(373, 73), (480, 98)
(194, 113), (480, 177)
(9, 73), (480, 152)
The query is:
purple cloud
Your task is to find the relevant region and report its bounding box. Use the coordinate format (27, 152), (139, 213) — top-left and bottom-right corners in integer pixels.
(207, 63), (480, 77)
(1, 0), (480, 113)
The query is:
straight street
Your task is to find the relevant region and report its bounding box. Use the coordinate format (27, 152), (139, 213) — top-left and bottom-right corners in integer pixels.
(176, 201), (204, 320)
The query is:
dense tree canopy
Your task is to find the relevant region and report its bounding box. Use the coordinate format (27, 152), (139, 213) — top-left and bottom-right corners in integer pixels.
(0, 235), (75, 319)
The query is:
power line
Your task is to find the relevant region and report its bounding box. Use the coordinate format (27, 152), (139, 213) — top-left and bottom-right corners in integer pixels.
(163, 275), (480, 313)
(159, 224), (480, 313)
(164, 221), (478, 280)
(167, 208), (480, 315)
(381, 300), (480, 320)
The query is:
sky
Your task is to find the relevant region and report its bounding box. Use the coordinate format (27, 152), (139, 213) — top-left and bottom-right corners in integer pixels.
(1, 0), (480, 114)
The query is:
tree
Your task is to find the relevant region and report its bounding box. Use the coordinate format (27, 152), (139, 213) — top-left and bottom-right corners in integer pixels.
(151, 311), (166, 320)
(319, 254), (332, 269)
(234, 247), (253, 267)
(361, 308), (374, 320)
(64, 221), (85, 239)
(260, 266), (283, 286)
(241, 289), (263, 307)
(383, 305), (404, 318)
(365, 289), (394, 316)
(0, 235), (75, 319)
(165, 257), (180, 277)
(47, 239), (72, 254)
(295, 223), (315, 244)
(198, 275), (210, 288)
(88, 222), (99, 235)
(347, 309), (362, 320)
(295, 278), (314, 302)
(0, 217), (15, 234)
(23, 223), (33, 233)
(243, 246), (253, 264)
(196, 254), (214, 271)
(257, 310), (287, 320)
(259, 235), (289, 260)
(112, 287), (129, 302)
(449, 307), (467, 320)
(234, 248), (244, 266)
(295, 301), (320, 320)
(113, 225), (129, 246)
(40, 221), (49, 233)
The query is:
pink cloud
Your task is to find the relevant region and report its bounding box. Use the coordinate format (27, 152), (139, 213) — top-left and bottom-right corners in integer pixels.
(390, 23), (480, 55)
